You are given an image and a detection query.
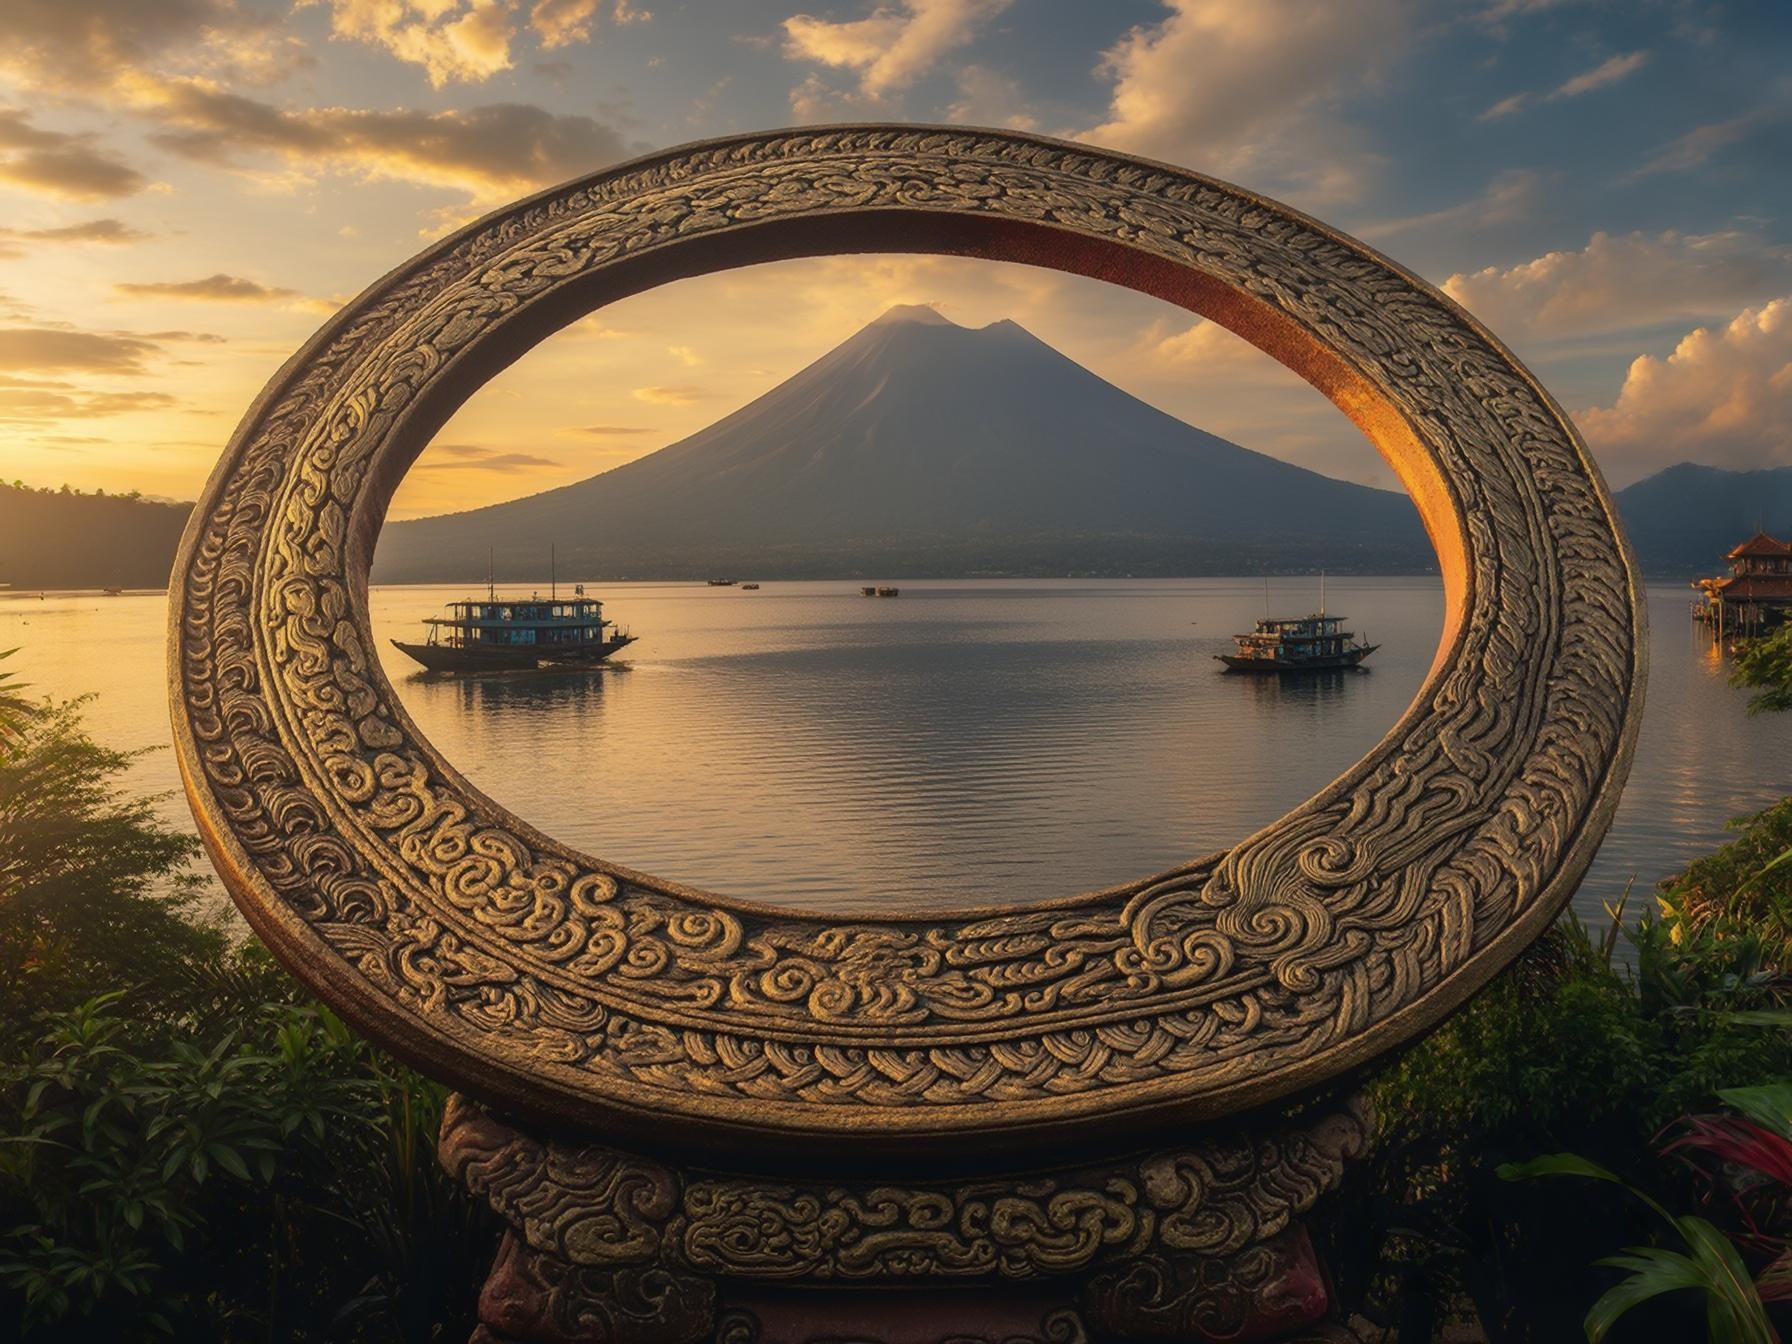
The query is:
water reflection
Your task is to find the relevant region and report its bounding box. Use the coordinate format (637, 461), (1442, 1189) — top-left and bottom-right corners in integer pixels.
(374, 578), (1432, 910)
(4, 579), (1785, 923)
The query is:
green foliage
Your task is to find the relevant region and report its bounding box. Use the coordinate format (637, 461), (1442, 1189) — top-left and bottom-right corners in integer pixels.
(1321, 792), (1792, 1342)
(1734, 623), (1792, 716)
(0, 664), (218, 1026)
(0, 688), (490, 1341)
(1502, 1144), (1779, 1343)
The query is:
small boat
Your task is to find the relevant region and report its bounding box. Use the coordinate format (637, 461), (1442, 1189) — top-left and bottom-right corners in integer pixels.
(741, 582), (761, 590)
(102, 587), (123, 596)
(860, 586), (877, 597)
(707, 578), (736, 587)
(1217, 613), (1376, 673)
(393, 595), (634, 672)
(876, 587), (900, 597)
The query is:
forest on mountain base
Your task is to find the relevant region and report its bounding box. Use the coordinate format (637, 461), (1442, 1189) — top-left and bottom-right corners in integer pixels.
(0, 484), (190, 592)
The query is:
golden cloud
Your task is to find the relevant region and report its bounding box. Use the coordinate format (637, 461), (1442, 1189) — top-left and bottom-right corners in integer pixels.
(0, 328), (161, 374)
(783, 0), (1009, 102)
(418, 442), (562, 470)
(631, 384), (712, 404)
(115, 274), (301, 303)
(0, 110), (150, 201)
(1444, 230), (1792, 342)
(0, 218), (150, 245)
(1080, 0), (1410, 208)
(1577, 297), (1792, 477)
(131, 77), (633, 200)
(303, 0), (517, 88)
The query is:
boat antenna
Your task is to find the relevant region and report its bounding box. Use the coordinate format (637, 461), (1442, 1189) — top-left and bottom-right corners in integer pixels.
(550, 543), (557, 602)
(1320, 569), (1326, 617)
(1263, 574), (1269, 618)
(487, 547), (494, 602)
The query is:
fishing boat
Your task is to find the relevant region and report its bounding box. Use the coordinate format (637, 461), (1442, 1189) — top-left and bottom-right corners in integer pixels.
(391, 551), (634, 672)
(876, 586), (900, 597)
(741, 582), (761, 590)
(707, 578), (737, 586)
(1217, 614), (1376, 673)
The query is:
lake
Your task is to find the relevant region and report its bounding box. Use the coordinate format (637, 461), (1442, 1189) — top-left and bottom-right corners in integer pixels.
(4, 577), (1787, 926)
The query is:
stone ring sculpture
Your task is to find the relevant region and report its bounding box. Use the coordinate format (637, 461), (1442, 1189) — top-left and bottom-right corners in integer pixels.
(169, 126), (1644, 1165)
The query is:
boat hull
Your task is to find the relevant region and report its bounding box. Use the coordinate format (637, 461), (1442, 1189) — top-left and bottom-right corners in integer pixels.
(391, 634), (635, 672)
(1216, 644), (1378, 673)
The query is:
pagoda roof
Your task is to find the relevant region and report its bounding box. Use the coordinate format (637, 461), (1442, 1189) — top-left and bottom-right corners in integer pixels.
(1711, 574), (1792, 601)
(1727, 532), (1792, 559)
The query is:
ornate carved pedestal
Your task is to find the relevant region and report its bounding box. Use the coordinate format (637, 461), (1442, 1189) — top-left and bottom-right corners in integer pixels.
(441, 1092), (1373, 1343)
(168, 125), (1645, 1344)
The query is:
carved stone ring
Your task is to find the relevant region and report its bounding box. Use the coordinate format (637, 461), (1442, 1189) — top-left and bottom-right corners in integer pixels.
(170, 127), (1644, 1161)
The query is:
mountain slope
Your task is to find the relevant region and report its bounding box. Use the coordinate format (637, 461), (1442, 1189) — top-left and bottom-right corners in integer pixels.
(374, 306), (1431, 580)
(1613, 463), (1792, 574)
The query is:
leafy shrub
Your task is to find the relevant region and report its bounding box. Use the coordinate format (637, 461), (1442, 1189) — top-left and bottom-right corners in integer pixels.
(0, 662), (491, 1341)
(1321, 793), (1792, 1341)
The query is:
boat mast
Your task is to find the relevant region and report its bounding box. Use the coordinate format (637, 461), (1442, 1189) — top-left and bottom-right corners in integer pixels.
(1320, 570), (1326, 617)
(487, 548), (494, 602)
(550, 544), (557, 602)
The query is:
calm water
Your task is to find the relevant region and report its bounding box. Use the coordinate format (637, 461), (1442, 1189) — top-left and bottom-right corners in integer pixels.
(4, 578), (1787, 923)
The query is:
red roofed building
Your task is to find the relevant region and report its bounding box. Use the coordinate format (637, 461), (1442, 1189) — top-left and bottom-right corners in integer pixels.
(1695, 532), (1792, 634)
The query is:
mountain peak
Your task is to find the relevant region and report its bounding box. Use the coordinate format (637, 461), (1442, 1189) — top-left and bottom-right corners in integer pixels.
(869, 303), (956, 328)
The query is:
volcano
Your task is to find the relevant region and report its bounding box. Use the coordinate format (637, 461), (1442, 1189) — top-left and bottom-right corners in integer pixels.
(373, 304), (1430, 580)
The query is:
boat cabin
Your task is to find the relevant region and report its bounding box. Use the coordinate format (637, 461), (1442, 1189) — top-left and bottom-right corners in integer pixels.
(1231, 615), (1353, 663)
(426, 597), (611, 649)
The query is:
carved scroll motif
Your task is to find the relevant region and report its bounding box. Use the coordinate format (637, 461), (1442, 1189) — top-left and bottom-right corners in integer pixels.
(172, 127), (1643, 1145)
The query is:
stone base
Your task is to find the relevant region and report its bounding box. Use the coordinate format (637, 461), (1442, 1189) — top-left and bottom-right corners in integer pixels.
(441, 1092), (1373, 1344)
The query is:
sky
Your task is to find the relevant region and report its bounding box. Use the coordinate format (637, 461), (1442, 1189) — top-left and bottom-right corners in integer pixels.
(0, 0), (1788, 517)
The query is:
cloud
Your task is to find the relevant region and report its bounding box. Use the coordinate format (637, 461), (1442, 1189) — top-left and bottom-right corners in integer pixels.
(0, 328), (160, 374)
(0, 110), (150, 201)
(0, 0), (243, 89)
(783, 0), (1010, 103)
(0, 387), (177, 421)
(1478, 92), (1529, 122)
(302, 0), (517, 87)
(1135, 316), (1309, 381)
(0, 217), (148, 258)
(631, 384), (711, 404)
(1575, 298), (1792, 477)
(1630, 110), (1777, 179)
(1479, 49), (1647, 120)
(0, 218), (148, 244)
(1079, 0), (1410, 207)
(1443, 230), (1792, 342)
(115, 273), (301, 303)
(1550, 50), (1647, 100)
(1357, 168), (1544, 242)
(418, 442), (561, 470)
(132, 78), (632, 201)
(945, 64), (1037, 130)
(532, 0), (650, 49)
(570, 424), (654, 435)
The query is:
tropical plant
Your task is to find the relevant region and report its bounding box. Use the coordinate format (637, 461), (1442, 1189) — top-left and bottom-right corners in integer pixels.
(1734, 623), (1792, 717)
(0, 686), (491, 1339)
(1502, 1080), (1792, 1343)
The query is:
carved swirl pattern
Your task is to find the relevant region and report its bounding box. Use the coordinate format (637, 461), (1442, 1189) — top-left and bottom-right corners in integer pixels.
(171, 126), (1643, 1142)
(439, 1092), (1372, 1283)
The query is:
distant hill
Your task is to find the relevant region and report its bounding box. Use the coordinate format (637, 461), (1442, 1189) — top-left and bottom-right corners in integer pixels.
(0, 484), (191, 590)
(1611, 463), (1792, 575)
(7, 367), (1790, 590)
(373, 305), (1434, 582)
